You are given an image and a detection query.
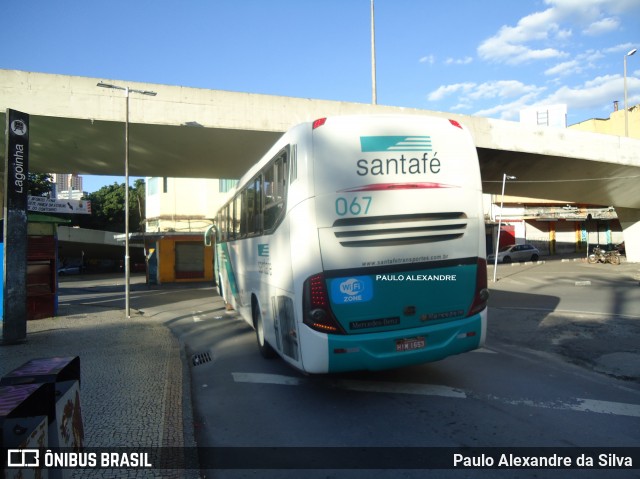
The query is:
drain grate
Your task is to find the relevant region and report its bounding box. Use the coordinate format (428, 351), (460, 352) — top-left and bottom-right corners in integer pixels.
(192, 352), (212, 366)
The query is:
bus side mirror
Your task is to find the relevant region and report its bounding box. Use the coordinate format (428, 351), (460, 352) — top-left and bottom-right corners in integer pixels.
(204, 224), (215, 247)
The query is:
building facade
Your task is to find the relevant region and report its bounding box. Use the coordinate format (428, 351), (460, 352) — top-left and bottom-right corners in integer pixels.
(144, 177), (235, 284)
(486, 103), (638, 256)
(51, 173), (84, 200)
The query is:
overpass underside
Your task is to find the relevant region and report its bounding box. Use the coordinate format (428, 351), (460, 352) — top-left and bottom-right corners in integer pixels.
(1, 70), (639, 261)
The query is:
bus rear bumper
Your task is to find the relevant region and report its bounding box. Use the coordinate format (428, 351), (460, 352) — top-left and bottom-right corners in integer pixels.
(325, 310), (486, 373)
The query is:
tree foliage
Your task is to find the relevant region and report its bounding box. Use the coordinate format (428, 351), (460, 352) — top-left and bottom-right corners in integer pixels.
(28, 173), (54, 197)
(74, 179), (146, 233)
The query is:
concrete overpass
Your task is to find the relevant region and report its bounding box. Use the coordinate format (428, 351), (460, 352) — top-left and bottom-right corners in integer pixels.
(1, 70), (640, 261)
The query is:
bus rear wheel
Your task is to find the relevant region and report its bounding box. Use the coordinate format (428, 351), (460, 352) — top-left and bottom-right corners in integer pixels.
(253, 303), (277, 359)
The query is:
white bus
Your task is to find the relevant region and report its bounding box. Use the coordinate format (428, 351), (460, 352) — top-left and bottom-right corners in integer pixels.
(213, 115), (488, 374)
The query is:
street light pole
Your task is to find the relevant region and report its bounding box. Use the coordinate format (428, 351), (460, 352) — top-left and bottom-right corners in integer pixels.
(97, 82), (156, 318)
(624, 48), (637, 137)
(492, 173), (516, 283)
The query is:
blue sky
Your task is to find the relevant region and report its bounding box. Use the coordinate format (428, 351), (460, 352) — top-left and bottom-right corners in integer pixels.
(2, 0), (639, 192)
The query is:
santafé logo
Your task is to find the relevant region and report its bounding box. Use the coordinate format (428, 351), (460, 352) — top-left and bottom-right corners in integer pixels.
(360, 136), (432, 152)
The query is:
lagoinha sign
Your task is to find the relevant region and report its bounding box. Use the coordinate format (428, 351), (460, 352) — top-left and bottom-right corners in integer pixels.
(7, 114), (29, 208)
(3, 109), (30, 343)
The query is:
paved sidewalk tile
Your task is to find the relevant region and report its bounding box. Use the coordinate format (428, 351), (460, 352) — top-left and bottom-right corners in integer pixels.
(1, 302), (195, 478)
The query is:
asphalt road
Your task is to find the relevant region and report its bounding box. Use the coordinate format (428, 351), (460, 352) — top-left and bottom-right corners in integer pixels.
(163, 260), (640, 479)
(488, 258), (640, 380)
(59, 263), (640, 479)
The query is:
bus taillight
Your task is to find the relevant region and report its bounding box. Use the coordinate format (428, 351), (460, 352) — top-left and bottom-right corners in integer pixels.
(303, 273), (346, 334)
(467, 258), (489, 316)
(312, 118), (327, 129)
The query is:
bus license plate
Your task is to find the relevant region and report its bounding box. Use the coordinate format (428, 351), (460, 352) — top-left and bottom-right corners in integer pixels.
(396, 337), (425, 352)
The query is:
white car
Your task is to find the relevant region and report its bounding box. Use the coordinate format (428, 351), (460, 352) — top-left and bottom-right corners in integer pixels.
(488, 244), (540, 263)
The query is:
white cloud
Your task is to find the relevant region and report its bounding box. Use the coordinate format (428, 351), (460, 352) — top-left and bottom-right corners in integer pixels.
(427, 81), (546, 119)
(419, 55), (436, 65)
(478, 0), (640, 65)
(445, 56), (473, 65)
(468, 80), (543, 100)
(541, 74), (640, 113)
(583, 17), (619, 35)
(545, 0), (640, 19)
(545, 60), (580, 76)
(544, 50), (605, 76)
(477, 7), (569, 64)
(474, 92), (542, 120)
(450, 102), (472, 111)
(425, 72), (640, 121)
(427, 82), (475, 101)
(604, 43), (638, 54)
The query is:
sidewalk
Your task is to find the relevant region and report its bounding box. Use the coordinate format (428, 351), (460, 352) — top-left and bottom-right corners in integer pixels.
(0, 277), (200, 478)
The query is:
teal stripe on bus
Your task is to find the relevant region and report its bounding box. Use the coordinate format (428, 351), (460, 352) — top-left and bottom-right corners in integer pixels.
(218, 243), (240, 299)
(327, 314), (483, 372)
(326, 264), (477, 334)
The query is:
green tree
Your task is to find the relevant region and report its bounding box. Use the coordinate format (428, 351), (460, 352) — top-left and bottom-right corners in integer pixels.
(28, 173), (54, 197)
(75, 180), (146, 232)
(131, 179), (146, 232)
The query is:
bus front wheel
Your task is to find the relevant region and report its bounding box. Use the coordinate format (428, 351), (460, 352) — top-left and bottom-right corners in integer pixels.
(253, 303), (277, 359)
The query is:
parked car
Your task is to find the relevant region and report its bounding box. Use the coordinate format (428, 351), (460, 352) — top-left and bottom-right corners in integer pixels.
(58, 265), (81, 275)
(488, 244), (540, 263)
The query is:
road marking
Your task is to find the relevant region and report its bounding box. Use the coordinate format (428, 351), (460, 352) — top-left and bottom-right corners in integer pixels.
(232, 372), (640, 418)
(471, 347), (497, 354)
(571, 398), (640, 418)
(492, 306), (640, 320)
(495, 395), (640, 418)
(232, 372), (304, 386)
(232, 372), (465, 398)
(527, 277), (552, 284)
(333, 379), (466, 398)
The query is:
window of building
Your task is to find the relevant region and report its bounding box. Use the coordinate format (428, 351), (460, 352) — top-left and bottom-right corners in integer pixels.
(219, 179), (238, 193)
(148, 177), (159, 196)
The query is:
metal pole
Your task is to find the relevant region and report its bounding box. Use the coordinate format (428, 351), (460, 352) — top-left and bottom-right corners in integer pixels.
(125, 87), (130, 318)
(625, 54), (629, 137)
(97, 82), (155, 318)
(625, 48), (637, 137)
(371, 0), (377, 105)
(492, 174), (515, 282)
(492, 174), (506, 282)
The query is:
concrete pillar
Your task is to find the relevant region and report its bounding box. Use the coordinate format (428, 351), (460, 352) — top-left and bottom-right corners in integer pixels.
(616, 207), (640, 263)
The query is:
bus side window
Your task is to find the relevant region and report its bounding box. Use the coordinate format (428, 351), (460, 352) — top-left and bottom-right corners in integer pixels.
(255, 176), (263, 233)
(263, 153), (287, 232)
(247, 176), (261, 236)
(221, 205), (229, 242)
(263, 162), (276, 230)
(233, 194), (242, 239)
